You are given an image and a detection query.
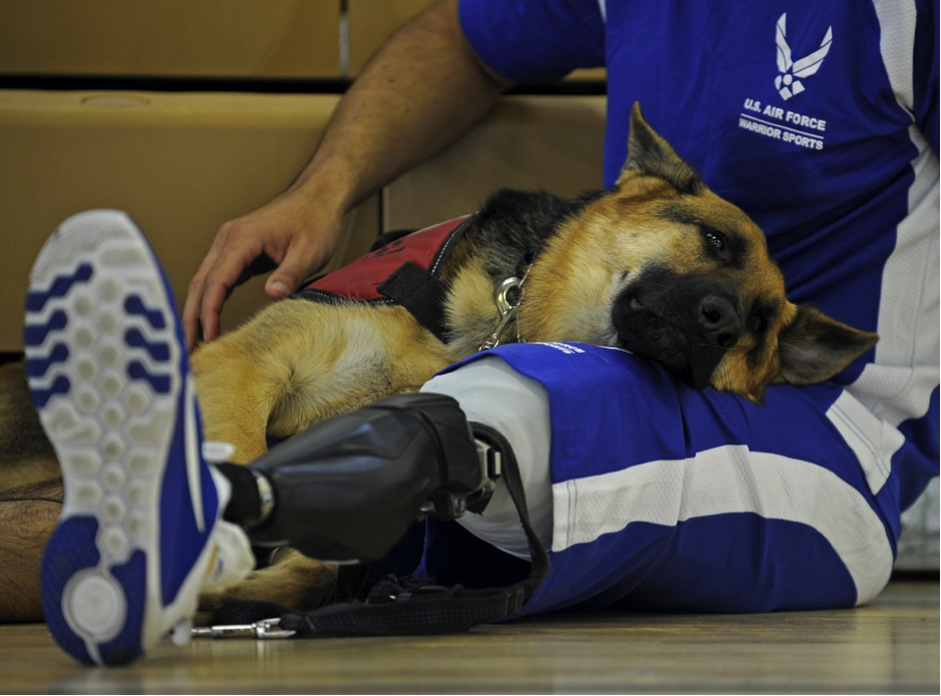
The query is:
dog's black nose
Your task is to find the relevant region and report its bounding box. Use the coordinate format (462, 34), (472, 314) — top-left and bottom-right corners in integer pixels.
(699, 295), (741, 349)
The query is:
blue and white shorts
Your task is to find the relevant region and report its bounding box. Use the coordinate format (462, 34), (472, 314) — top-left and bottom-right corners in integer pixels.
(422, 342), (930, 615)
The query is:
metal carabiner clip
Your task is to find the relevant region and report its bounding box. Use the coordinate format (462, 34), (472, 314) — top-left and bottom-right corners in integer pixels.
(254, 617), (296, 640)
(191, 617), (296, 640)
(478, 276), (522, 351)
(495, 276), (522, 316)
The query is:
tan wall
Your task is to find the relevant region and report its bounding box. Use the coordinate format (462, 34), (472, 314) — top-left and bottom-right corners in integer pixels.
(0, 0), (341, 78)
(0, 91), (379, 350)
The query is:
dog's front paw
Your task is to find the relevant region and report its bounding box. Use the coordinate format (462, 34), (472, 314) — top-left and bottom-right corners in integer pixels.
(196, 548), (337, 625)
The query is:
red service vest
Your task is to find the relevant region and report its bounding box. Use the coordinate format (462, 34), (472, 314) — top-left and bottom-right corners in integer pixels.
(297, 215), (473, 341)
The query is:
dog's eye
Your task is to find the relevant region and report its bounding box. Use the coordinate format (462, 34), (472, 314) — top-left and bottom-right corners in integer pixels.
(752, 314), (768, 334)
(703, 230), (726, 251)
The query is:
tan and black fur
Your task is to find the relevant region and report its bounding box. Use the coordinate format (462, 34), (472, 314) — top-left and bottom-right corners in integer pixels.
(3, 104), (877, 615)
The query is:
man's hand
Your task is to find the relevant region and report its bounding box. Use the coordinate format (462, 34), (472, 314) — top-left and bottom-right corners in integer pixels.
(183, 192), (341, 351)
(182, 0), (506, 352)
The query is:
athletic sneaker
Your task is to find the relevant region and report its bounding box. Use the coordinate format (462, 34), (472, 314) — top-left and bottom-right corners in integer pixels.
(24, 210), (228, 665)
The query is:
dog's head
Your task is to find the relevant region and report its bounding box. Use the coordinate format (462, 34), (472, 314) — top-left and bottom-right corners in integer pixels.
(526, 103), (877, 401)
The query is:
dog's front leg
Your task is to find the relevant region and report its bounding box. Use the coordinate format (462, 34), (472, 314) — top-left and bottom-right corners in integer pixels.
(197, 548), (337, 623)
(190, 343), (274, 463)
(192, 301), (455, 464)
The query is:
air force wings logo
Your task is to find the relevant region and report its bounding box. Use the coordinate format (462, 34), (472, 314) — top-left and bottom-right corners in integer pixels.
(775, 13), (832, 100)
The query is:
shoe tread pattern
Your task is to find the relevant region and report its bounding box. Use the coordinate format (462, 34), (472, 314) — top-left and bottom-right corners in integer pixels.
(26, 211), (179, 666)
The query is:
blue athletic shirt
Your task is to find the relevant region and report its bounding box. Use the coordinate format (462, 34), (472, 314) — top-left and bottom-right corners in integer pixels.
(459, 0), (939, 511)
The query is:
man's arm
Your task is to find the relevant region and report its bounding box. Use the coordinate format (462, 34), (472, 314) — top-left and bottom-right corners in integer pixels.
(183, 0), (511, 350)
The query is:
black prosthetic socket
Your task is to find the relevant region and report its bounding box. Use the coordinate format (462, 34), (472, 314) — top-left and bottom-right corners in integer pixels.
(245, 393), (491, 564)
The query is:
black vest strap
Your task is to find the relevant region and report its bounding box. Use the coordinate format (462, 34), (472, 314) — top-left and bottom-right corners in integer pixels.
(377, 261), (450, 343)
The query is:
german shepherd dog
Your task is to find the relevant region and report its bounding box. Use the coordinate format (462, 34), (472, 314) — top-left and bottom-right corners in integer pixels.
(2, 104), (876, 614)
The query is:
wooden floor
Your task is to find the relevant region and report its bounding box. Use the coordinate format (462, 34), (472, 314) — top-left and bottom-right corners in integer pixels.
(0, 578), (936, 694)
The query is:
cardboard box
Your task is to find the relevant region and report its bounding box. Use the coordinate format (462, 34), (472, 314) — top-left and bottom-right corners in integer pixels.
(0, 0), (341, 78)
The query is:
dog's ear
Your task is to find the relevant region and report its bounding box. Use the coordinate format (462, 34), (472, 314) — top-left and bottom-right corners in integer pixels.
(617, 102), (704, 195)
(776, 304), (879, 385)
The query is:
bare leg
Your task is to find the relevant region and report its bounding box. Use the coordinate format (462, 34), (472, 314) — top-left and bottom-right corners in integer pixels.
(0, 478), (62, 622)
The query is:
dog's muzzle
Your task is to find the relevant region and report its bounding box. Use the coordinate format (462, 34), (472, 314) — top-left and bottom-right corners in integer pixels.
(611, 267), (742, 390)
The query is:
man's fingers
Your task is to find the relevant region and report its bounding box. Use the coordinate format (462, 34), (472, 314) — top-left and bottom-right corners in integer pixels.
(183, 198), (338, 350)
(198, 280), (228, 345)
(183, 223), (235, 350)
(265, 278), (293, 299)
(197, 247), (263, 341)
(264, 239), (321, 300)
(184, 266), (213, 351)
(183, 222), (265, 350)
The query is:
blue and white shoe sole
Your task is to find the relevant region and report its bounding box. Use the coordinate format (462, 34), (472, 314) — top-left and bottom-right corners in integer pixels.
(25, 210), (212, 665)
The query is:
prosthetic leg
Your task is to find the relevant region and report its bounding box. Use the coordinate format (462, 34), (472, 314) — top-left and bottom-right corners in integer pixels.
(221, 393), (502, 564)
(213, 392), (547, 637)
